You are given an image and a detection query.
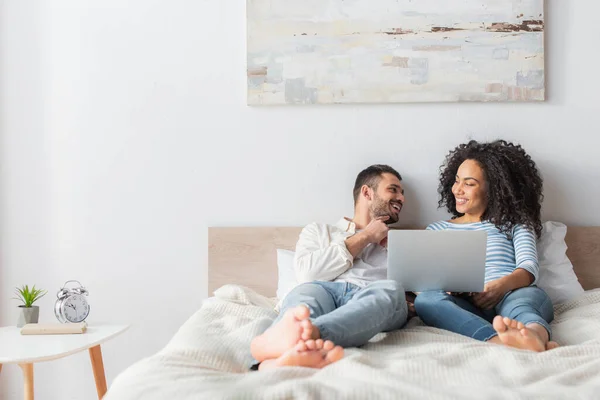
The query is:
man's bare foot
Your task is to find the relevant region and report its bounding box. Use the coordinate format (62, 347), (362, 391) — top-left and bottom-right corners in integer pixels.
(546, 341), (560, 350)
(251, 305), (315, 362)
(491, 316), (546, 352)
(259, 339), (344, 370)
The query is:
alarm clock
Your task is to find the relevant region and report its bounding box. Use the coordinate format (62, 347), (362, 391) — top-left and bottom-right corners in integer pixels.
(55, 280), (90, 323)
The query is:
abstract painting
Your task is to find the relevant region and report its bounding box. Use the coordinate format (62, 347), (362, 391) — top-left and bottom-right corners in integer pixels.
(246, 0), (545, 105)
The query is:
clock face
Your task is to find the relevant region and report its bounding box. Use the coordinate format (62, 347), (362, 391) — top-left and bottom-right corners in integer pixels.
(63, 294), (90, 323)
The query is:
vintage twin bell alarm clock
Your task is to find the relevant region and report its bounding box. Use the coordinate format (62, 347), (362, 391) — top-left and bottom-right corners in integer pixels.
(55, 280), (90, 323)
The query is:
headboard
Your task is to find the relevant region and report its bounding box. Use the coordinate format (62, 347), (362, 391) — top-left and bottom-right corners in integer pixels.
(208, 226), (600, 297)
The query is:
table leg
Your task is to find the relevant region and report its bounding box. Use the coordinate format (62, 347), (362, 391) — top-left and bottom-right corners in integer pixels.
(89, 345), (107, 399)
(19, 363), (34, 400)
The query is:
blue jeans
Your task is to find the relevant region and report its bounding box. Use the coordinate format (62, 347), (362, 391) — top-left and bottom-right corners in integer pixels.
(414, 286), (554, 341)
(274, 280), (408, 348)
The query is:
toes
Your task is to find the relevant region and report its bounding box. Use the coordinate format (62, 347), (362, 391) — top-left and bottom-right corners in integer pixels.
(326, 346), (345, 362)
(316, 345), (345, 368)
(520, 328), (529, 337)
(294, 305), (311, 321)
(501, 317), (524, 331)
(546, 341), (560, 350)
(305, 340), (317, 350)
(503, 317), (517, 329)
(296, 341), (308, 352)
(300, 320), (311, 328)
(516, 321), (525, 330)
(300, 320), (313, 340)
(323, 340), (335, 351)
(315, 339), (324, 350)
(493, 316), (507, 333)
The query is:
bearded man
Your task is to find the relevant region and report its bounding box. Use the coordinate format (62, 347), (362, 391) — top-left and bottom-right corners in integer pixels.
(250, 165), (410, 370)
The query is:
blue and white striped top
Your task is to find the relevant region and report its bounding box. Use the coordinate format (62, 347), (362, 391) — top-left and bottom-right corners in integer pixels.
(427, 221), (539, 285)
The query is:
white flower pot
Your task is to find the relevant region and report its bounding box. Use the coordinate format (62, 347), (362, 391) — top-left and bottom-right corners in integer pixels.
(17, 305), (39, 327)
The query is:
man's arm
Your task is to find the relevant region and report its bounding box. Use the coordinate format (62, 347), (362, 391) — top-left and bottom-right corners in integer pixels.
(294, 218), (390, 283)
(343, 231), (371, 258)
(294, 223), (355, 283)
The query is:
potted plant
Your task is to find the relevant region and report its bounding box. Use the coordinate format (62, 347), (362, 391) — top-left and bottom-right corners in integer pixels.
(13, 285), (47, 327)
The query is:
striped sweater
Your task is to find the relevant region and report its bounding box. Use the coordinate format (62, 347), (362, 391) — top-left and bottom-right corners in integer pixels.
(426, 220), (539, 285)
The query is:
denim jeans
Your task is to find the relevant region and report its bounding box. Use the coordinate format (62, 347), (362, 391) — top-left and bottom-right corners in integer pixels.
(414, 286), (554, 341)
(274, 280), (408, 348)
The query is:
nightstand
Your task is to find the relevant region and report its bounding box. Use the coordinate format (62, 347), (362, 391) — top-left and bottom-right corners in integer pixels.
(0, 324), (129, 400)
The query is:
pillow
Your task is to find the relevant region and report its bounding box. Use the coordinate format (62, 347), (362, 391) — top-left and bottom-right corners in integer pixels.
(276, 249), (297, 300)
(537, 221), (585, 305)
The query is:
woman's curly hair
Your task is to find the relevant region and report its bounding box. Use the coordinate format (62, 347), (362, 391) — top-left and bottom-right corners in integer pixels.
(438, 140), (544, 238)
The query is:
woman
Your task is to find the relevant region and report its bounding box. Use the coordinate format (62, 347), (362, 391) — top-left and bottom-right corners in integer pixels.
(415, 139), (558, 352)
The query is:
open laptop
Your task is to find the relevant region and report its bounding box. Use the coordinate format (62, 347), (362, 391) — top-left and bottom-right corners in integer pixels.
(387, 230), (487, 292)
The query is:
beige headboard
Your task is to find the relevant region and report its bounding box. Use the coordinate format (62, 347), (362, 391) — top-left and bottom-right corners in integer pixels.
(565, 227), (600, 292)
(208, 227), (302, 297)
(208, 226), (600, 297)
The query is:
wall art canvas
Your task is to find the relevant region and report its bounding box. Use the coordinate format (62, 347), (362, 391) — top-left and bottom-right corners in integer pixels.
(246, 0), (545, 105)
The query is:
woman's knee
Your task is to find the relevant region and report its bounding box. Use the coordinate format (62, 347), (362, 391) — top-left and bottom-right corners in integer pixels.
(503, 286), (552, 308)
(500, 286), (554, 322)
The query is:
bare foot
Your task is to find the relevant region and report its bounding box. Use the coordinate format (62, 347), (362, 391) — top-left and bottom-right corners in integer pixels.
(251, 305), (314, 362)
(492, 316), (546, 352)
(546, 341), (560, 350)
(259, 339), (344, 370)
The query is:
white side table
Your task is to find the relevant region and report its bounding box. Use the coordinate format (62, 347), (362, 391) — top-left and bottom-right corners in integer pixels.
(0, 324), (129, 400)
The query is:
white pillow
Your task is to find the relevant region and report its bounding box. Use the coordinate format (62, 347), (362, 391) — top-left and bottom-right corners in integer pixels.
(537, 221), (585, 305)
(276, 249), (297, 299)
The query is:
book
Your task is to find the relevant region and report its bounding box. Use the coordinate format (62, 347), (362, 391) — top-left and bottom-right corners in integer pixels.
(20, 322), (88, 335)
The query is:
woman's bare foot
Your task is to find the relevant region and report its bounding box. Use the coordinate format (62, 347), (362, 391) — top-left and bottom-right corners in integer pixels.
(251, 306), (316, 362)
(259, 339), (344, 370)
(491, 316), (546, 352)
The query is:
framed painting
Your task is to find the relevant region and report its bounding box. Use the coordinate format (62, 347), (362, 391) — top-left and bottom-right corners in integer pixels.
(247, 0), (545, 105)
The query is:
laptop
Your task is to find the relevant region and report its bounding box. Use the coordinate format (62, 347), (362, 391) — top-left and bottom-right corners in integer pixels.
(387, 230), (487, 292)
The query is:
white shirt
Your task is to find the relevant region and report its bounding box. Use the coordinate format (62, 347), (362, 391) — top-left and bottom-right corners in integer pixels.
(293, 218), (388, 288)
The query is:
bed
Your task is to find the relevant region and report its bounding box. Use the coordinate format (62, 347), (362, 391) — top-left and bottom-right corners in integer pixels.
(105, 225), (600, 399)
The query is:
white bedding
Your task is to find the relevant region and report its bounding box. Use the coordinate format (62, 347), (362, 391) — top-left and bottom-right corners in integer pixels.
(106, 286), (600, 399)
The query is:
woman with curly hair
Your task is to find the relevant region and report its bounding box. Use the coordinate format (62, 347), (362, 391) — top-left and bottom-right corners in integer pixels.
(415, 139), (558, 352)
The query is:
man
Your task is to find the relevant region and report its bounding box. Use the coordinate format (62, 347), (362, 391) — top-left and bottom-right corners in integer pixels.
(250, 165), (409, 370)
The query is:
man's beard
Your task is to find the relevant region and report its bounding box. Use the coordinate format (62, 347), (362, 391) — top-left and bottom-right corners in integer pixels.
(371, 196), (399, 224)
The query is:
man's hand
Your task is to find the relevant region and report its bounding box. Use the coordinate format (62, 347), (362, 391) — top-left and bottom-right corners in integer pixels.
(345, 216), (390, 258)
(363, 216), (390, 244)
(472, 279), (509, 310)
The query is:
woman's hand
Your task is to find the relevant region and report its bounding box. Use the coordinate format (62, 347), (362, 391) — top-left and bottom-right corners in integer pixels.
(472, 279), (509, 310)
(405, 292), (417, 318)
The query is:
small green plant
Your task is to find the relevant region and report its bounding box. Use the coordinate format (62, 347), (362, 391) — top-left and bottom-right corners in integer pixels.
(13, 285), (47, 307)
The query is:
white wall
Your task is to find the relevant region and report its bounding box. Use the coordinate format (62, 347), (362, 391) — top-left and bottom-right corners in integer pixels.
(1, 1), (599, 398)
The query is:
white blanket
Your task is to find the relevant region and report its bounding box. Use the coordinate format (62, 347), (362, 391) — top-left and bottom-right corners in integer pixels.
(106, 286), (600, 399)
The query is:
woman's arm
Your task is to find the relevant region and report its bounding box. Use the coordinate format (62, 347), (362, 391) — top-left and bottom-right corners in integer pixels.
(497, 268), (534, 292)
(473, 225), (538, 309)
(511, 225), (540, 284)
